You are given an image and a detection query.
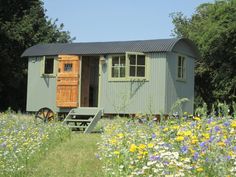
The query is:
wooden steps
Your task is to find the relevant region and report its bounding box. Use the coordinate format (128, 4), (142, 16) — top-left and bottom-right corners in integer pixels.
(63, 107), (103, 133)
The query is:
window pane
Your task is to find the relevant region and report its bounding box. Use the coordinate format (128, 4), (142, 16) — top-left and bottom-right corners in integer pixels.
(112, 67), (119, 77)
(130, 66), (136, 76)
(137, 55), (145, 65)
(120, 67), (125, 77)
(64, 63), (73, 72)
(137, 67), (145, 77)
(178, 57), (182, 67)
(129, 55), (136, 65)
(44, 58), (54, 74)
(112, 57), (119, 66)
(178, 67), (182, 78)
(120, 56), (126, 66)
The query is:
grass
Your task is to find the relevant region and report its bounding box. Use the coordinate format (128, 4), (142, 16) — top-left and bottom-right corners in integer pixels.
(27, 133), (103, 177)
(0, 113), (71, 177)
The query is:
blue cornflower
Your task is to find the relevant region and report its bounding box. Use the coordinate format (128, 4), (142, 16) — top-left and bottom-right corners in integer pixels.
(223, 121), (230, 127)
(225, 138), (231, 145)
(190, 122), (196, 127)
(214, 126), (221, 132)
(193, 152), (199, 161)
(209, 136), (215, 143)
(151, 133), (156, 139)
(1, 141), (7, 148)
(199, 141), (207, 148)
(149, 155), (160, 161)
(207, 117), (214, 124)
(180, 145), (188, 154)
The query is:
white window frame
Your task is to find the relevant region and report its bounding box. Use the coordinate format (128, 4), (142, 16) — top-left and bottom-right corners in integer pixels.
(110, 55), (126, 79)
(176, 55), (186, 81)
(108, 52), (149, 81)
(40, 56), (58, 77)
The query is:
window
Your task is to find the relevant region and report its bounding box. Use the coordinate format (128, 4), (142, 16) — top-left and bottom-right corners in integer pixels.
(64, 63), (73, 72)
(128, 54), (145, 77)
(110, 53), (147, 80)
(111, 56), (126, 78)
(44, 57), (54, 74)
(41, 56), (57, 76)
(177, 56), (186, 80)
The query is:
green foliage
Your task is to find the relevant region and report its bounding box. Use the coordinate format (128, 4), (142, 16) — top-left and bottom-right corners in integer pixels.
(0, 0), (73, 111)
(171, 0), (236, 106)
(232, 101), (236, 118)
(195, 102), (208, 117)
(170, 97), (189, 116)
(217, 101), (230, 117)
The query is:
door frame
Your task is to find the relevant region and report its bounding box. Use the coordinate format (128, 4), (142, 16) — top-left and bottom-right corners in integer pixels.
(79, 56), (101, 108)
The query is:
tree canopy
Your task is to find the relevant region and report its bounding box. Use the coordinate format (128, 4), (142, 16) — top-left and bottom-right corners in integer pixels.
(171, 0), (236, 107)
(0, 0), (73, 111)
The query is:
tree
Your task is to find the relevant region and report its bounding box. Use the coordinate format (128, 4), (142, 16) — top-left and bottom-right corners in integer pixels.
(0, 0), (73, 111)
(171, 0), (236, 107)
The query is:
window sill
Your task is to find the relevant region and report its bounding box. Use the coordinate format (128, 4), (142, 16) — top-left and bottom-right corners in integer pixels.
(108, 77), (148, 82)
(41, 74), (57, 78)
(176, 78), (186, 82)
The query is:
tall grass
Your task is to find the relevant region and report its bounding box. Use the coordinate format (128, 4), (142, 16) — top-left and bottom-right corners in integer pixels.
(0, 112), (71, 177)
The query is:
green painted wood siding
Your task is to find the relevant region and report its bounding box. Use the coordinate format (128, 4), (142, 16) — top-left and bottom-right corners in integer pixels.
(165, 39), (196, 114)
(26, 57), (59, 112)
(99, 53), (167, 114)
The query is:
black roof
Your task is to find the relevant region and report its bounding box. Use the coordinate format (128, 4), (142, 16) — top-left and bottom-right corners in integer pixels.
(21, 38), (199, 57)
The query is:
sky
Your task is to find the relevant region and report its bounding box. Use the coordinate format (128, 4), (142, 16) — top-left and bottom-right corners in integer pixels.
(43, 0), (214, 42)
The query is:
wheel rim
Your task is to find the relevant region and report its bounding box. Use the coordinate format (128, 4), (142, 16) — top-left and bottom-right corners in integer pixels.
(35, 108), (54, 122)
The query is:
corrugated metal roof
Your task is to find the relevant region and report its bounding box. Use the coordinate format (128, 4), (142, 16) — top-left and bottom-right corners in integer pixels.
(21, 38), (197, 57)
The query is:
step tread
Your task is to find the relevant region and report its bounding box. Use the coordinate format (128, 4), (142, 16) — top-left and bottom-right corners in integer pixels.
(68, 125), (88, 128)
(69, 112), (95, 116)
(70, 108), (102, 115)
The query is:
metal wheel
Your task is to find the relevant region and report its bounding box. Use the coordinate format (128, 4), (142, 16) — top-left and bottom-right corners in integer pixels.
(35, 107), (55, 123)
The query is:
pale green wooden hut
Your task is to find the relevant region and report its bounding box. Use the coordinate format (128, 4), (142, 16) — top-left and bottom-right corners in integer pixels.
(22, 38), (199, 132)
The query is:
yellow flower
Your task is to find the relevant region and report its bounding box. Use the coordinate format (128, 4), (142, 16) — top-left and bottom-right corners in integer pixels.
(172, 125), (180, 130)
(183, 130), (192, 136)
(191, 136), (198, 144)
(138, 155), (143, 159)
(196, 167), (204, 172)
(193, 116), (201, 121)
(114, 151), (120, 155)
(217, 141), (226, 147)
(110, 139), (117, 145)
(176, 136), (184, 141)
(139, 144), (147, 150)
(163, 127), (169, 132)
(117, 133), (124, 138)
(202, 133), (210, 139)
(231, 121), (236, 128)
(177, 131), (184, 136)
(139, 150), (148, 156)
(147, 143), (154, 148)
(129, 144), (137, 152)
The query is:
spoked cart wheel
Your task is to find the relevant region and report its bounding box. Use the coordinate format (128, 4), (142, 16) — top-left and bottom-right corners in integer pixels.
(35, 107), (55, 123)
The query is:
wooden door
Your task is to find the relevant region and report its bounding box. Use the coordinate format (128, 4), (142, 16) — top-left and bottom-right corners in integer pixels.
(56, 55), (80, 108)
(81, 57), (90, 107)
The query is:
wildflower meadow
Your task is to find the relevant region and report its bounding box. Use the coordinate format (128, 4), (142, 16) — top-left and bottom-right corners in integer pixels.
(98, 114), (236, 176)
(0, 112), (71, 176)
